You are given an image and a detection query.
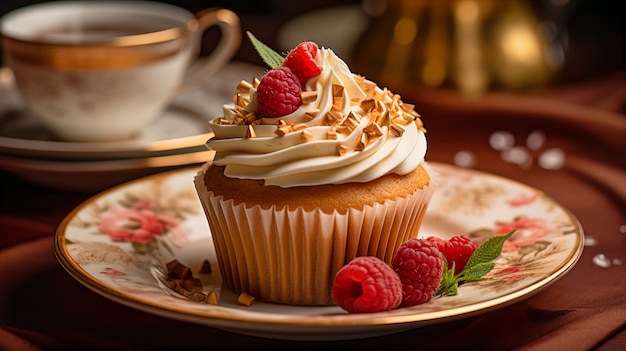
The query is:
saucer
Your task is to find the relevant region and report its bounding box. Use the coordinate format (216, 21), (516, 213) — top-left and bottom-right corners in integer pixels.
(0, 150), (213, 192)
(0, 62), (265, 160)
(0, 62), (265, 191)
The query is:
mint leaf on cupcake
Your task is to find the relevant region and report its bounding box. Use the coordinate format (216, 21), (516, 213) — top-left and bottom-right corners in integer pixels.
(247, 31), (284, 68)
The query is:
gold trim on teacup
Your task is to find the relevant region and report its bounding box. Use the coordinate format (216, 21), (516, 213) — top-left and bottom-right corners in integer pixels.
(1, 20), (199, 70)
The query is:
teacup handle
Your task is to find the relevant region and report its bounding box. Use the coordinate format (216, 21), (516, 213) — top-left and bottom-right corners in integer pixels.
(175, 8), (242, 96)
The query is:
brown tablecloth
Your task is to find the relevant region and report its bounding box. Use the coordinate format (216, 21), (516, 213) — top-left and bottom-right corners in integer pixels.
(1, 72), (624, 350)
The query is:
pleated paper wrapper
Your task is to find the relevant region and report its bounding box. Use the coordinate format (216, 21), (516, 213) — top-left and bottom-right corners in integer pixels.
(194, 163), (437, 305)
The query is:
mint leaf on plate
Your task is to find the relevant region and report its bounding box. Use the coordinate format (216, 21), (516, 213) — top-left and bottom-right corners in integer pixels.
(462, 230), (515, 280)
(438, 230), (515, 296)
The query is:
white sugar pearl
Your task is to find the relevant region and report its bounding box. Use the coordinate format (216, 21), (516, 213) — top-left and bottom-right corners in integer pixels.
(538, 148), (565, 170)
(489, 131), (515, 150)
(501, 146), (532, 168)
(526, 130), (546, 150)
(592, 253), (612, 268)
(453, 150), (477, 168)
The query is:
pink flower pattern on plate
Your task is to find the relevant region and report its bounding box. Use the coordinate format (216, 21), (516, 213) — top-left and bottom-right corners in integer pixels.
(507, 193), (538, 207)
(76, 180), (198, 254)
(99, 208), (165, 243)
(494, 217), (555, 253)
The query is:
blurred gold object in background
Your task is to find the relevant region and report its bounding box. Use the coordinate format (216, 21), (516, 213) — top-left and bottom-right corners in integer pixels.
(352, 0), (571, 97)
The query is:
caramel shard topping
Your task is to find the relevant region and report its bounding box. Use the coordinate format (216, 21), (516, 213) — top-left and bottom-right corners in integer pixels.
(367, 110), (381, 123)
(292, 123), (307, 131)
(401, 113), (415, 124)
(374, 88), (385, 101)
(364, 122), (384, 138)
(356, 75), (376, 96)
(301, 91), (317, 105)
(167, 260), (192, 280)
(336, 111), (361, 134)
(245, 112), (258, 124)
(377, 111), (391, 128)
(354, 132), (369, 151)
(326, 129), (338, 140)
(400, 102), (416, 114)
(332, 99), (344, 112)
(245, 125), (256, 138)
(300, 130), (313, 142)
(237, 292), (256, 306)
(274, 122), (309, 138)
(235, 94), (248, 107)
(325, 110), (343, 124)
(360, 99), (376, 112)
(348, 111), (362, 124)
(229, 100), (259, 125)
(206, 291), (219, 305)
(252, 77), (260, 88)
(332, 84), (345, 111)
(335, 125), (350, 134)
(375, 99), (386, 113)
(193, 292), (208, 303)
(392, 116), (409, 126)
(274, 120), (292, 136)
(342, 112), (360, 125)
(415, 119), (427, 133)
(332, 84), (344, 98)
(169, 279), (182, 289)
(237, 80), (252, 93)
(303, 109), (319, 121)
(392, 93), (401, 106)
(389, 108), (400, 119)
(234, 104), (247, 115)
(173, 284), (193, 297)
(215, 117), (233, 125)
(337, 144), (348, 156)
(390, 123), (406, 137)
(183, 278), (203, 293)
(363, 80), (376, 94)
(165, 258), (221, 305)
(275, 126), (290, 137)
(199, 259), (212, 274)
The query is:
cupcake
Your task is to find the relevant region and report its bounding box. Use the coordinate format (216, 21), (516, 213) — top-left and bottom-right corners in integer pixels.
(194, 35), (436, 305)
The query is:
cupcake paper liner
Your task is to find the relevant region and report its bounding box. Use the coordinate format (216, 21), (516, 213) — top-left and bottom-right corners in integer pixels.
(194, 163), (437, 305)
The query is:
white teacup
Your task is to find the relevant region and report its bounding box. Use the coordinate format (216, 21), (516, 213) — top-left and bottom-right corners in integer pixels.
(0, 1), (241, 142)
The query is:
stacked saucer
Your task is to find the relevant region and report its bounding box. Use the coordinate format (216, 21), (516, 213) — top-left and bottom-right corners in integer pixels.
(0, 62), (265, 192)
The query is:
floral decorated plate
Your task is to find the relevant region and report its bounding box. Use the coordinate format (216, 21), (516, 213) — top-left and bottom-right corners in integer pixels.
(55, 162), (584, 341)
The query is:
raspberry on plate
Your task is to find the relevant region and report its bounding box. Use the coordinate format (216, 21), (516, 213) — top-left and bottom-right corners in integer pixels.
(256, 66), (302, 118)
(283, 41), (322, 87)
(392, 238), (444, 307)
(427, 235), (479, 274)
(332, 256), (402, 313)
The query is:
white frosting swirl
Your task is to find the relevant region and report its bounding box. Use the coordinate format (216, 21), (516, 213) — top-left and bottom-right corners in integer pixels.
(206, 48), (427, 188)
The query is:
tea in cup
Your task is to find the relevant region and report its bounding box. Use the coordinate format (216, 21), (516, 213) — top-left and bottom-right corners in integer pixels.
(0, 1), (241, 141)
